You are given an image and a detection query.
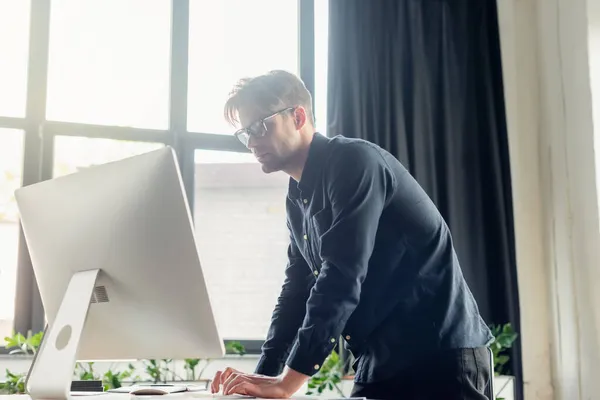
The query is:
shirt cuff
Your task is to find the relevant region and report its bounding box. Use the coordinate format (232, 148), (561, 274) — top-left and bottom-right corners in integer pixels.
(285, 335), (337, 377)
(255, 353), (286, 377)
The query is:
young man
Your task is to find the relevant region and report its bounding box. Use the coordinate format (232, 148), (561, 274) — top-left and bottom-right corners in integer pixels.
(211, 70), (494, 399)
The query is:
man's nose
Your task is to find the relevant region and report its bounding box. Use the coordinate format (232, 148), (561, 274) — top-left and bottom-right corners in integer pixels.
(246, 134), (258, 149)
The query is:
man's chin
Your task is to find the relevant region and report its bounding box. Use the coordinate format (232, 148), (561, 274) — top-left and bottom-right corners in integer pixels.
(259, 160), (282, 174)
(260, 163), (277, 174)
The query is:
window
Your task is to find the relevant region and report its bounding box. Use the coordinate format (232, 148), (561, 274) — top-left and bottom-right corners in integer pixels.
(53, 136), (164, 178)
(314, 0), (329, 134)
(187, 0), (299, 134)
(0, 1), (30, 118)
(193, 150), (289, 340)
(46, 0), (171, 129)
(5, 0), (321, 349)
(0, 129), (25, 338)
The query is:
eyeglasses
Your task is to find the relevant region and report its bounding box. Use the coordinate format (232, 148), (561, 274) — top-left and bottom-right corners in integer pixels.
(234, 107), (296, 147)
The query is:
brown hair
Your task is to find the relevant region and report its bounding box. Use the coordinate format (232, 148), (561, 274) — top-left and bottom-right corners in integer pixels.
(224, 70), (314, 127)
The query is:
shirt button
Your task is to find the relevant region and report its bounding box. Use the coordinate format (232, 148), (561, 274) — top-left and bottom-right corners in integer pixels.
(303, 199), (308, 204)
(345, 335), (351, 341)
(314, 270), (319, 276)
(303, 234), (308, 240)
(314, 364), (320, 370)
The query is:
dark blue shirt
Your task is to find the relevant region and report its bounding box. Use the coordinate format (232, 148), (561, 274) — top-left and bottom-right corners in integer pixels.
(255, 133), (493, 383)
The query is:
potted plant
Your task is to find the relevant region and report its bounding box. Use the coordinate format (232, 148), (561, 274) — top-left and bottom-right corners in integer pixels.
(489, 323), (519, 400)
(0, 331), (42, 394)
(306, 350), (347, 397)
(0, 330), (246, 394)
(306, 323), (519, 399)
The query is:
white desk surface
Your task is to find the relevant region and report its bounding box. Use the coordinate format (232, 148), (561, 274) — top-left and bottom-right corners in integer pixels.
(0, 394), (357, 400)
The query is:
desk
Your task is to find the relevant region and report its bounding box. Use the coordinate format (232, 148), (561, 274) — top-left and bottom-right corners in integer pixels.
(0, 394), (361, 400)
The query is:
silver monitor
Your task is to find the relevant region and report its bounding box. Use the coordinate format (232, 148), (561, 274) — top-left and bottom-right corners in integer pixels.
(14, 146), (224, 400)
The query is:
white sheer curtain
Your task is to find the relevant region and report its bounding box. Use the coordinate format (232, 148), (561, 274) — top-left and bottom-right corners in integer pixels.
(498, 0), (600, 399)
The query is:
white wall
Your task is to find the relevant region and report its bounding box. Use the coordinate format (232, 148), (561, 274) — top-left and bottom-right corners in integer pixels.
(497, 0), (600, 399)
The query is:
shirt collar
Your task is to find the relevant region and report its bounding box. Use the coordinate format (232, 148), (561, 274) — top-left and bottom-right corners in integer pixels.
(288, 132), (330, 201)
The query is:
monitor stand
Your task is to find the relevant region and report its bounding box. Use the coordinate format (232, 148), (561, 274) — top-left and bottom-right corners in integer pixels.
(26, 269), (100, 400)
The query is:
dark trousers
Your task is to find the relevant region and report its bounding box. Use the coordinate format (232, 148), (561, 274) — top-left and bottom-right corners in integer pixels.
(351, 347), (492, 400)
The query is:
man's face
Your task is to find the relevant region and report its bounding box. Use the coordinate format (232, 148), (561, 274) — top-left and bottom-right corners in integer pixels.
(238, 107), (303, 173)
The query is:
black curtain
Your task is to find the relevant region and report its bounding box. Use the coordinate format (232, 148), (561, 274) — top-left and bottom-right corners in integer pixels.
(327, 0), (522, 398)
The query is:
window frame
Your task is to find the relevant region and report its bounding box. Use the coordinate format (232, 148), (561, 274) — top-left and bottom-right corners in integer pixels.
(0, 0), (316, 355)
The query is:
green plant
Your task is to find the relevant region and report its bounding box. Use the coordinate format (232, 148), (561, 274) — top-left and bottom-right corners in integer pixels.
(183, 358), (202, 381)
(225, 341), (246, 356)
(73, 361), (139, 391)
(102, 364), (138, 390)
(3, 331), (43, 355)
(0, 332), (247, 393)
(143, 359), (169, 383)
(75, 362), (100, 381)
(489, 323), (518, 376)
(0, 370), (26, 394)
(306, 350), (346, 397)
(0, 331), (45, 394)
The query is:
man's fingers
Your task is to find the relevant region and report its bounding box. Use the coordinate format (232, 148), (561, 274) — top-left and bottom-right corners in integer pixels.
(212, 368), (275, 395)
(222, 371), (243, 395)
(228, 381), (254, 396)
(211, 371), (222, 393)
(220, 367), (240, 383)
(219, 367), (239, 388)
(225, 379), (254, 396)
(222, 373), (248, 396)
(212, 367), (242, 393)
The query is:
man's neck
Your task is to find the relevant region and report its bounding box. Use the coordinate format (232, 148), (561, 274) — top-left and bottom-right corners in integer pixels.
(284, 130), (315, 182)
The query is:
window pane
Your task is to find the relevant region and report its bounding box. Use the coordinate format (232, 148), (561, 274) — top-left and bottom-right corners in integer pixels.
(53, 136), (164, 178)
(314, 0), (329, 135)
(188, 0), (299, 134)
(46, 0), (171, 129)
(0, 129), (25, 338)
(0, 1), (30, 118)
(194, 150), (289, 339)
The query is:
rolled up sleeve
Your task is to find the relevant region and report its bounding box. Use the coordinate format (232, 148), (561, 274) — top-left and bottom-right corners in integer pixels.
(285, 144), (395, 376)
(255, 228), (314, 376)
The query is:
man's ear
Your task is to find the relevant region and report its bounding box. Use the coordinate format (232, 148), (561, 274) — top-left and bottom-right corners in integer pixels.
(294, 107), (307, 130)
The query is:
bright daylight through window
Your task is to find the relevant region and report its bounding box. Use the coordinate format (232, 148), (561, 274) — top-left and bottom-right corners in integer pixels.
(0, 0), (328, 346)
(46, 0), (171, 129)
(194, 150), (289, 340)
(0, 1), (29, 118)
(0, 130), (24, 339)
(0, 0), (30, 339)
(53, 137), (163, 178)
(187, 0), (299, 134)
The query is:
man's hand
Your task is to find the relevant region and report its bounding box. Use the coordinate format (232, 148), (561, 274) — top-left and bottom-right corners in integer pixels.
(210, 367), (309, 398)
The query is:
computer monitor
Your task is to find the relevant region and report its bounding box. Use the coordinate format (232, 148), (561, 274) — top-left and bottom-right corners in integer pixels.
(14, 146), (225, 400)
